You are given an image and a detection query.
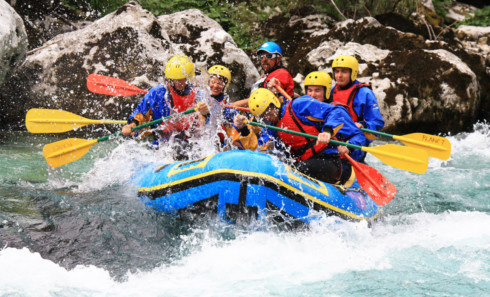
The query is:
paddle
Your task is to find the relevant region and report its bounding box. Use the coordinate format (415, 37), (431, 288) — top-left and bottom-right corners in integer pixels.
(43, 108), (197, 168)
(231, 98), (249, 108)
(87, 74), (251, 113)
(360, 128), (451, 161)
(87, 74), (148, 96)
(26, 109), (127, 133)
(343, 154), (396, 205)
(275, 84), (451, 161)
(245, 120), (429, 174)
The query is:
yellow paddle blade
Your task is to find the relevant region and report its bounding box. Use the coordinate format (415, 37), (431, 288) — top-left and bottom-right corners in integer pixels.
(26, 109), (126, 133)
(363, 144), (429, 174)
(394, 133), (451, 161)
(43, 138), (98, 168)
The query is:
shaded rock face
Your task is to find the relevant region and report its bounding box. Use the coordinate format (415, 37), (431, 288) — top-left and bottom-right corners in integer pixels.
(0, 0), (27, 86)
(9, 0), (83, 50)
(0, 2), (258, 129)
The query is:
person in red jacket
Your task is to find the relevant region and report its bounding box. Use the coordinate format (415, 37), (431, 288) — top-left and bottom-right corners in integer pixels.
(233, 41), (295, 108)
(254, 41), (294, 97)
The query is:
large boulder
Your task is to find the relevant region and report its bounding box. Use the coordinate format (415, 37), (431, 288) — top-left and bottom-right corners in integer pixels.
(291, 17), (487, 134)
(0, 0), (28, 86)
(158, 9), (259, 99)
(1, 1), (171, 128)
(0, 2), (258, 130)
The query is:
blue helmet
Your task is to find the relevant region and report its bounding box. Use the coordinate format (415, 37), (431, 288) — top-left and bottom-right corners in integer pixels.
(257, 41), (282, 56)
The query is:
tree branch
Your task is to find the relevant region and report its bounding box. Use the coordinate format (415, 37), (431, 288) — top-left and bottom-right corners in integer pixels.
(330, 0), (347, 20)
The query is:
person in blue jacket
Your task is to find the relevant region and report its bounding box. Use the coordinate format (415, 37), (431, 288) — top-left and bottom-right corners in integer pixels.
(233, 88), (368, 185)
(122, 54), (206, 140)
(330, 55), (384, 132)
(329, 55), (385, 162)
(121, 55), (211, 159)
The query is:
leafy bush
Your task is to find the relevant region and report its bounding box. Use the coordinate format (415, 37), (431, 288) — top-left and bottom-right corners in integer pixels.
(432, 0), (452, 20)
(458, 5), (490, 27)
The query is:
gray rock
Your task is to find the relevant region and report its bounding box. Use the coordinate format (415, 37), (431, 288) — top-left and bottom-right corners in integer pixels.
(0, 0), (28, 86)
(296, 15), (487, 133)
(158, 9), (259, 99)
(0, 2), (258, 129)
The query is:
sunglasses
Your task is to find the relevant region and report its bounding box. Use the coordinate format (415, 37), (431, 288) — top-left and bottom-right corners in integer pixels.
(258, 53), (277, 60)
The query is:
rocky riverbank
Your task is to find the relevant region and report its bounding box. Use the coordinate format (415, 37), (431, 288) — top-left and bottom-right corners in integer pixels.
(0, 0), (488, 134)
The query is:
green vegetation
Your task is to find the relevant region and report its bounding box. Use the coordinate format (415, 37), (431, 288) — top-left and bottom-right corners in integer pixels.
(432, 0), (452, 21)
(458, 6), (490, 27)
(62, 1), (487, 50)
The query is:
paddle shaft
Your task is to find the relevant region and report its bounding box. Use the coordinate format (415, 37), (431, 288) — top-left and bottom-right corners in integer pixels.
(360, 128), (393, 139)
(30, 118), (126, 125)
(276, 85), (293, 101)
(95, 108), (197, 144)
(246, 120), (361, 150)
(224, 104), (249, 112)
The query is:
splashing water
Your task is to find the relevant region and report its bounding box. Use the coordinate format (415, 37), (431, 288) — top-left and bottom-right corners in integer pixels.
(0, 122), (489, 296)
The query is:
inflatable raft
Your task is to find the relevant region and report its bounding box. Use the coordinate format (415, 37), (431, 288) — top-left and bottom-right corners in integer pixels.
(136, 150), (382, 226)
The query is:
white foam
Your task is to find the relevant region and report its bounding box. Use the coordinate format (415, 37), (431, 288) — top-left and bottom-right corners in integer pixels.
(2, 210), (488, 296)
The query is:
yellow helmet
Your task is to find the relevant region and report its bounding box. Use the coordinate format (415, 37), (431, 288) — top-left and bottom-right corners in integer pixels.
(165, 55), (195, 80)
(208, 65), (231, 89)
(332, 55), (358, 81)
(248, 88), (281, 117)
(304, 71), (332, 100)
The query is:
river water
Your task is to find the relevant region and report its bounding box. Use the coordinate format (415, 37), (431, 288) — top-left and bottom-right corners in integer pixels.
(0, 122), (489, 296)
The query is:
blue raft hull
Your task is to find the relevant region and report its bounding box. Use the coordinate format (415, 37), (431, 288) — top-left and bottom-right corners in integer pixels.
(136, 150), (381, 225)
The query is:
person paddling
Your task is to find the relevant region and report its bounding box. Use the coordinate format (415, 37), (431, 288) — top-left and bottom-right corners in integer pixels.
(121, 55), (209, 146)
(330, 55), (384, 131)
(329, 55), (385, 161)
(234, 42), (295, 107)
(197, 65), (239, 148)
(233, 88), (368, 185)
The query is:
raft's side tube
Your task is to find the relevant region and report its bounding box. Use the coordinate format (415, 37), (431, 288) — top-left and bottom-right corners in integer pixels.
(136, 150), (380, 223)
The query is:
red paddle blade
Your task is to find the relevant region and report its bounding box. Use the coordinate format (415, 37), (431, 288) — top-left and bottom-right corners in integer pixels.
(87, 74), (148, 96)
(345, 154), (397, 206)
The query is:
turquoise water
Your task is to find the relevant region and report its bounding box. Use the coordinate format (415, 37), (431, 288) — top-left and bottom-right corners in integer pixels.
(0, 123), (489, 296)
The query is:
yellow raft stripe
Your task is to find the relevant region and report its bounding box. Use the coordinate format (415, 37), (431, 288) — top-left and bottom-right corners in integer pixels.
(139, 168), (380, 221)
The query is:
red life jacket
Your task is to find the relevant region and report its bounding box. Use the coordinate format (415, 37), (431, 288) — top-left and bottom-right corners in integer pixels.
(160, 84), (200, 133)
(331, 83), (371, 122)
(275, 101), (328, 161)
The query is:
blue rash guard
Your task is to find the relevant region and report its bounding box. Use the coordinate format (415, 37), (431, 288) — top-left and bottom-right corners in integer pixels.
(254, 95), (368, 160)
